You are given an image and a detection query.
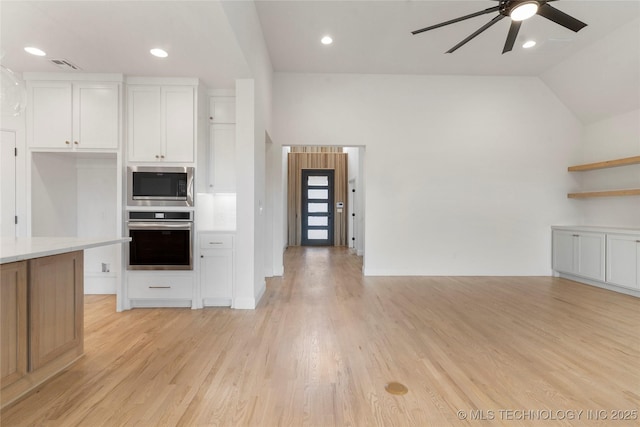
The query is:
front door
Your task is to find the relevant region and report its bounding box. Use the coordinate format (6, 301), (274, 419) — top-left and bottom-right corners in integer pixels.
(301, 169), (334, 246)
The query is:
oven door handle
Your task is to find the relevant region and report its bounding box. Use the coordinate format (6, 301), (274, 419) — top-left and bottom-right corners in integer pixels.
(126, 222), (193, 231)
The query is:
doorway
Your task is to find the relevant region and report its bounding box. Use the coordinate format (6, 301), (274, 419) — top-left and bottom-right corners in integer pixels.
(301, 169), (334, 246)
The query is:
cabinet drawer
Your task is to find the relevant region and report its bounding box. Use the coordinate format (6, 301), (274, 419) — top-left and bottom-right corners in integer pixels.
(128, 274), (193, 299)
(199, 233), (233, 249)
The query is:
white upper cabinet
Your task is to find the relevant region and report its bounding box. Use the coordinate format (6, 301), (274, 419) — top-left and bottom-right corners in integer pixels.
(127, 84), (195, 163)
(127, 86), (161, 161)
(164, 87), (195, 162)
(28, 81), (120, 150)
(209, 124), (236, 192)
(209, 97), (235, 124)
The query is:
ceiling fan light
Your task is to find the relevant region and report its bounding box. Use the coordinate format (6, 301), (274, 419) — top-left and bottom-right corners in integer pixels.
(523, 40), (537, 49)
(510, 2), (539, 22)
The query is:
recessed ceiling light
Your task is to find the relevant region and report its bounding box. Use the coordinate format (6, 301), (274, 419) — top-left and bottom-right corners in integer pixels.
(523, 40), (537, 49)
(150, 48), (168, 58)
(24, 46), (46, 56)
(321, 36), (333, 45)
(510, 2), (539, 22)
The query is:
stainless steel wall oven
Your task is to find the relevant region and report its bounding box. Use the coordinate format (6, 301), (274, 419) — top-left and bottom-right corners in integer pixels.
(126, 211), (193, 270)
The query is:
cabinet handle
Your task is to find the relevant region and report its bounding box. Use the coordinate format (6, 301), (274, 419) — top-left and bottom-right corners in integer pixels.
(74, 141), (79, 145)
(200, 255), (204, 258)
(209, 242), (223, 245)
(155, 155), (160, 159)
(65, 140), (70, 145)
(572, 234), (580, 237)
(160, 155), (165, 159)
(149, 286), (171, 289)
(636, 240), (640, 243)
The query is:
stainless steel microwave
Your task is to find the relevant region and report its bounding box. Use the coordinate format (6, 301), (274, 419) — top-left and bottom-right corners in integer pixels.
(127, 166), (194, 207)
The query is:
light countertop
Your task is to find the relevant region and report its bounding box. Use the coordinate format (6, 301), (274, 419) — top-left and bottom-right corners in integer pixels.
(0, 237), (131, 264)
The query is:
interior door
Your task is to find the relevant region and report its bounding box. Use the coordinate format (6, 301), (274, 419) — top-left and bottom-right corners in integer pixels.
(301, 169), (334, 246)
(1, 130), (17, 237)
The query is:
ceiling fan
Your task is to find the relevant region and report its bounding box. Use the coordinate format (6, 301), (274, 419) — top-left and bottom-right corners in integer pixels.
(412, 0), (587, 54)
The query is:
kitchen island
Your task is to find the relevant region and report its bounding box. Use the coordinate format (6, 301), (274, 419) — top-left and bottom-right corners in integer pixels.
(0, 237), (130, 409)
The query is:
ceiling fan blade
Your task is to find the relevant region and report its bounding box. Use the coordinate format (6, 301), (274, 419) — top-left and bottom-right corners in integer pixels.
(412, 6), (500, 35)
(537, 3), (587, 32)
(447, 14), (505, 53)
(502, 20), (522, 54)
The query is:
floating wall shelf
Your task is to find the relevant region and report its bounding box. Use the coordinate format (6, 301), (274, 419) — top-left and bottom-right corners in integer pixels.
(568, 189), (640, 199)
(567, 155), (640, 199)
(568, 155), (640, 172)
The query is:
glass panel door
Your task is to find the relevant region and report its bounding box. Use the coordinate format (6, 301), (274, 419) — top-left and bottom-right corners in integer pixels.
(301, 169), (334, 246)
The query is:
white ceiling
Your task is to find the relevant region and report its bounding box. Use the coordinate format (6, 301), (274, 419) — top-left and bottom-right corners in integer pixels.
(0, 1), (639, 85)
(256, 0), (640, 76)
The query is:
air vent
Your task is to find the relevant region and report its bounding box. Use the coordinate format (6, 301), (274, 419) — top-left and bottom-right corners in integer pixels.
(49, 59), (82, 71)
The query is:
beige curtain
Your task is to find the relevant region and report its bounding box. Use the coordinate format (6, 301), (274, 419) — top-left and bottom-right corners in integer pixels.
(287, 152), (348, 246)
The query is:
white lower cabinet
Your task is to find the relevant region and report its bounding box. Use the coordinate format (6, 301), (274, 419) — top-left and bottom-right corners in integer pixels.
(127, 272), (194, 308)
(552, 226), (640, 296)
(199, 232), (233, 307)
(552, 229), (605, 282)
(606, 234), (640, 290)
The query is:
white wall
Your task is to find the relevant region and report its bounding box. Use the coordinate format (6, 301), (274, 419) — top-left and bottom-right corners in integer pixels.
(273, 73), (583, 275)
(578, 109), (640, 227)
(31, 152), (78, 237)
(222, 0), (275, 306)
(541, 16), (640, 228)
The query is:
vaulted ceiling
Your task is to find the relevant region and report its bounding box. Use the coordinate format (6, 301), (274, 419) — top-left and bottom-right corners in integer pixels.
(1, 1), (639, 123)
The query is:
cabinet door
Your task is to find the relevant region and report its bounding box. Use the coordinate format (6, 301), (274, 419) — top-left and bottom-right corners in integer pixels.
(607, 234), (640, 289)
(127, 85), (162, 161)
(29, 251), (83, 371)
(209, 97), (235, 124)
(74, 83), (119, 149)
(552, 230), (575, 274)
(210, 124), (236, 192)
(576, 232), (605, 281)
(201, 251), (233, 304)
(0, 262), (27, 388)
(163, 86), (195, 162)
(29, 82), (73, 148)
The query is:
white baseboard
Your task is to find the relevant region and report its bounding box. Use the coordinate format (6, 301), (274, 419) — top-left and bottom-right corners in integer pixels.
(233, 279), (266, 309)
(203, 297), (232, 307)
(557, 273), (640, 298)
(129, 299), (193, 308)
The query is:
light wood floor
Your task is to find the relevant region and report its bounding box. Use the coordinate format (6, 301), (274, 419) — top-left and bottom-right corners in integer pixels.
(2, 247), (639, 426)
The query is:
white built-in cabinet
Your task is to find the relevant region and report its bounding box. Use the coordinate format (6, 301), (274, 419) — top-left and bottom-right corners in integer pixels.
(606, 234), (640, 290)
(552, 226), (640, 295)
(199, 232), (234, 307)
(210, 125), (236, 192)
(206, 96), (236, 192)
(24, 74), (124, 302)
(552, 229), (605, 282)
(27, 80), (120, 150)
(127, 83), (195, 163)
(209, 96), (235, 124)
